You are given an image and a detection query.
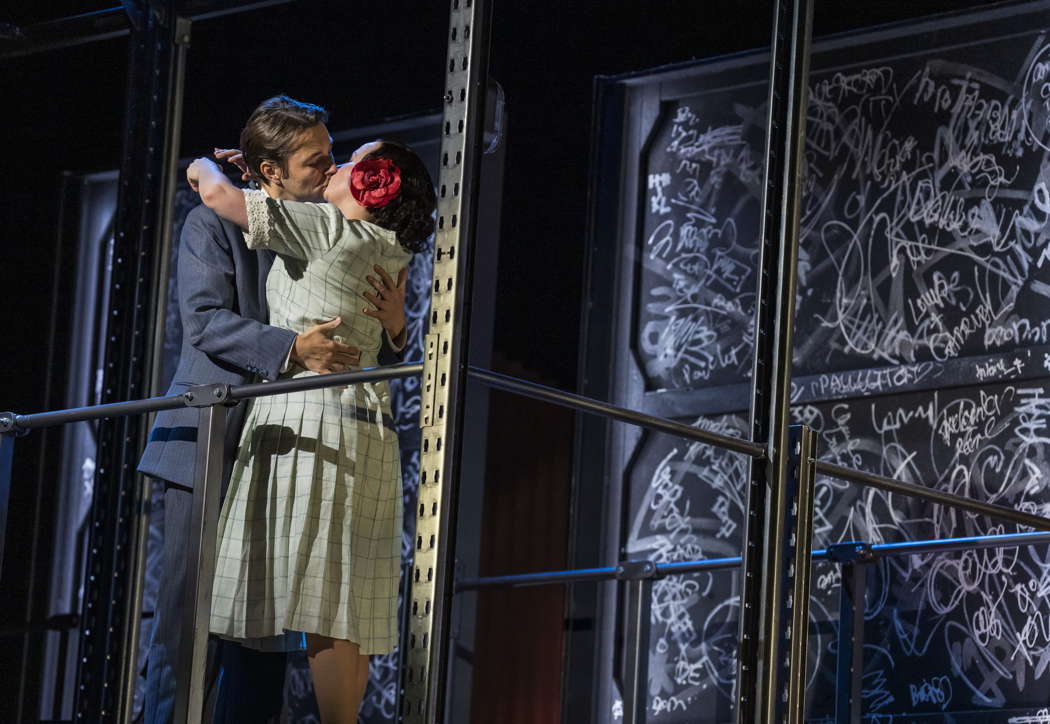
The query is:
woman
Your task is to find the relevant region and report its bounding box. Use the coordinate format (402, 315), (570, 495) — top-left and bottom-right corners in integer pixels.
(186, 140), (435, 723)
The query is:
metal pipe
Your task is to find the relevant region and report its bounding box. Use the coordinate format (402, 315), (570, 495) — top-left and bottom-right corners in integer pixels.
(456, 565), (618, 591)
(230, 362), (423, 401)
(11, 394), (187, 430)
(868, 531), (1050, 557)
(454, 531), (1050, 592)
(3, 363), (423, 431)
(834, 561), (865, 724)
(457, 556), (746, 591)
(467, 366), (766, 459)
(173, 404), (226, 724)
(620, 577), (653, 724)
(815, 461), (1050, 531)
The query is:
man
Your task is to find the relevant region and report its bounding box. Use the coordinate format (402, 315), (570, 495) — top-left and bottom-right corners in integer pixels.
(138, 95), (407, 723)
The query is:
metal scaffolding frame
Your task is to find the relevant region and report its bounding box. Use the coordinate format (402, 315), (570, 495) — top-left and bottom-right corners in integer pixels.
(6, 360), (1050, 722)
(75, 3), (183, 720)
(402, 0), (492, 720)
(5, 1), (1050, 723)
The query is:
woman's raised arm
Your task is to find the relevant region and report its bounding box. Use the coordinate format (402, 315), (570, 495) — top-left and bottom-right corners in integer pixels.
(187, 157), (249, 229)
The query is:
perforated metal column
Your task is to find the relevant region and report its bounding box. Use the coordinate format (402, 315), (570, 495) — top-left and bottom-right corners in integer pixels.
(736, 1), (814, 722)
(401, 1), (491, 721)
(75, 3), (181, 720)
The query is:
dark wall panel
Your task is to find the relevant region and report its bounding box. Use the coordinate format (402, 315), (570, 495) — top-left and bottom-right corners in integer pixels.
(578, 2), (1050, 721)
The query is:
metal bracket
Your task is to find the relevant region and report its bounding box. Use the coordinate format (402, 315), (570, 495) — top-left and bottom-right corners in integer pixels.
(834, 552), (869, 724)
(421, 333), (440, 428)
(0, 412), (28, 437)
(826, 541), (874, 564)
(182, 383), (234, 408)
(173, 15), (191, 46)
(617, 560), (656, 724)
(615, 559), (656, 581)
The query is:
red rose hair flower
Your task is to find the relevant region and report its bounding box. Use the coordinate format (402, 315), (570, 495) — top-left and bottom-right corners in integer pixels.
(349, 158), (402, 209)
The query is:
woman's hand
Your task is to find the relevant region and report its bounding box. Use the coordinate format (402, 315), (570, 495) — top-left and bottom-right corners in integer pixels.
(362, 265), (408, 343)
(186, 157), (221, 193)
(214, 148), (251, 182)
(186, 158), (205, 192)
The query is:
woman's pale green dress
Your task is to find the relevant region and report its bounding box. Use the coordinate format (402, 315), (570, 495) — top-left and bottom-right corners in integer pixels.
(209, 189), (410, 654)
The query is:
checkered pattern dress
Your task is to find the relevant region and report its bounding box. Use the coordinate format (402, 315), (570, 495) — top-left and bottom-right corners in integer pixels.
(209, 190), (411, 655)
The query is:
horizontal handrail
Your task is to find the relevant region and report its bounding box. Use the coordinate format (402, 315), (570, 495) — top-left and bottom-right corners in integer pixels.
(227, 363), (423, 402)
(0, 362), (423, 432)
(815, 460), (1050, 531)
(455, 531), (1050, 591)
(466, 365), (1050, 534)
(466, 366), (767, 459)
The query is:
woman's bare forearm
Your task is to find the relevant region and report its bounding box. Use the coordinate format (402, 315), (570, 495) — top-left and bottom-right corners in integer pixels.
(187, 157), (248, 229)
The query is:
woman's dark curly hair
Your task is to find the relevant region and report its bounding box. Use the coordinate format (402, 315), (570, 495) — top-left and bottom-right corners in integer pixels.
(361, 141), (436, 254)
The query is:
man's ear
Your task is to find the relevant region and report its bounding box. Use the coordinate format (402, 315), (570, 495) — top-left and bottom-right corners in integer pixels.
(259, 160), (283, 186)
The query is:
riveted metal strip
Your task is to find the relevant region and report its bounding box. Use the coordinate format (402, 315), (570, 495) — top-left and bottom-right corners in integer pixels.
(401, 0), (490, 721)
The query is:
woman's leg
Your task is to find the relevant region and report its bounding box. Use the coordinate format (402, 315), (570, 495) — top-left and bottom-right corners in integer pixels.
(305, 634), (370, 724)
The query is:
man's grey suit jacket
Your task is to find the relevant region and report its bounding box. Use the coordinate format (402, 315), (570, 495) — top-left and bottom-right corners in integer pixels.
(138, 204), (296, 489)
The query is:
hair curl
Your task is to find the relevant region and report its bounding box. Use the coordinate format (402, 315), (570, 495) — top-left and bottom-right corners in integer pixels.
(361, 141), (436, 254)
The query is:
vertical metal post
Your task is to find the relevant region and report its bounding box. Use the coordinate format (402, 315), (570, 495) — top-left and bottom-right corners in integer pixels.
(146, 16), (192, 403)
(735, 1), (813, 722)
(173, 389), (229, 724)
(618, 561), (656, 724)
(127, 22), (191, 721)
(76, 2), (181, 720)
(780, 425), (816, 722)
(830, 545), (869, 724)
(402, 0), (492, 722)
(0, 421), (17, 578)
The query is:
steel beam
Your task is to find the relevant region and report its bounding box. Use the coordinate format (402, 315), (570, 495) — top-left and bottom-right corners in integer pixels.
(73, 3), (181, 721)
(780, 425), (816, 722)
(735, 1), (814, 722)
(828, 543), (870, 724)
(0, 2), (294, 59)
(401, 0), (492, 721)
(146, 15), (191, 402)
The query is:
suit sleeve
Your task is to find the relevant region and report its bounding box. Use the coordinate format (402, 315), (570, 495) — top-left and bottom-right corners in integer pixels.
(178, 207), (297, 381)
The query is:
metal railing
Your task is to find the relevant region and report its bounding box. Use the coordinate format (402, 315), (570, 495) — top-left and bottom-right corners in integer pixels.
(0, 362), (422, 724)
(462, 368), (1050, 724)
(5, 359), (1050, 723)
(456, 530), (1050, 724)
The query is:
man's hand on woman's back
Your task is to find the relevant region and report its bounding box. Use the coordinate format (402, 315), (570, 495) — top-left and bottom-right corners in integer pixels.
(292, 317), (361, 373)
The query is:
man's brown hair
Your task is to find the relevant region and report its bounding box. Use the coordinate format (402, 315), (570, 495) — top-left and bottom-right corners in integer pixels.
(240, 95), (329, 184)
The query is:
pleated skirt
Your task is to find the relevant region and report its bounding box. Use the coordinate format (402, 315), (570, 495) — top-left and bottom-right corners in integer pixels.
(209, 374), (402, 655)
